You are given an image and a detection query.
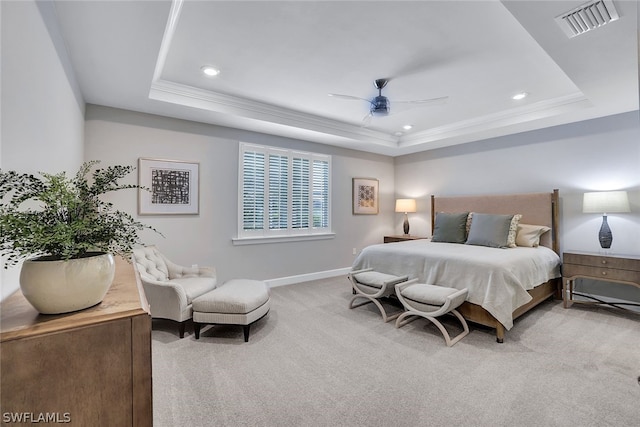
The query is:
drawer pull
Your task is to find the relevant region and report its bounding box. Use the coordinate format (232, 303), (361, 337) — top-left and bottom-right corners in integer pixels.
(601, 260), (607, 265)
(601, 271), (607, 276)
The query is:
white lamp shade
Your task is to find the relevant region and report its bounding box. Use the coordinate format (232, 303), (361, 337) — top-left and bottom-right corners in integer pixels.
(583, 191), (630, 214)
(395, 198), (417, 213)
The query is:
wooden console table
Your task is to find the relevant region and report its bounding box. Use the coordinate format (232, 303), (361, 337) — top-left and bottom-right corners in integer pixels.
(0, 258), (152, 426)
(562, 251), (640, 311)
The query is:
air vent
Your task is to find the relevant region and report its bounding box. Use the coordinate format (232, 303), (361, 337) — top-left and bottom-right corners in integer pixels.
(555, 0), (620, 38)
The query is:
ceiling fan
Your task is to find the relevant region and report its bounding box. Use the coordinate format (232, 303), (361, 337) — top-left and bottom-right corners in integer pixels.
(329, 78), (448, 124)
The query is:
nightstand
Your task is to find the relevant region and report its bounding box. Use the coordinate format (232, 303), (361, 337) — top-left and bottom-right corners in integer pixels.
(383, 235), (428, 243)
(562, 252), (640, 311)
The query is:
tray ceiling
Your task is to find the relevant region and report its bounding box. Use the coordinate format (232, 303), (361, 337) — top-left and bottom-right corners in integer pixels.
(52, 0), (639, 156)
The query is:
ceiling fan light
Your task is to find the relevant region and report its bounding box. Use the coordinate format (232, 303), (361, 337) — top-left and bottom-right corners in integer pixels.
(370, 96), (390, 116)
(370, 108), (389, 116)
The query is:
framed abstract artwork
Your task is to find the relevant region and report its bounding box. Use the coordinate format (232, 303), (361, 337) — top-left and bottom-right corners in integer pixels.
(138, 158), (199, 215)
(352, 178), (379, 215)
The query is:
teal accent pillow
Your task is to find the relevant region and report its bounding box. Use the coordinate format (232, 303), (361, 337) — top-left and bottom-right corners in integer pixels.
(431, 212), (469, 243)
(465, 213), (514, 248)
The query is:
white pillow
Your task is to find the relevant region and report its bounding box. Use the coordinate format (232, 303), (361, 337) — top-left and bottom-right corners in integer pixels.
(516, 224), (551, 247)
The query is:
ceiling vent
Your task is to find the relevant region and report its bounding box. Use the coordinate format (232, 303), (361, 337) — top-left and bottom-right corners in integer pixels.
(555, 0), (620, 38)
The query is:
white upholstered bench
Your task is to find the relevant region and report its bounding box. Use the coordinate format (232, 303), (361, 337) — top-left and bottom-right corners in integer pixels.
(192, 279), (270, 342)
(348, 268), (410, 322)
(395, 282), (469, 347)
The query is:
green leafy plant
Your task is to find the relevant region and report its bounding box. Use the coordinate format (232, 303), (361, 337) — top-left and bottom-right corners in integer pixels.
(0, 161), (161, 267)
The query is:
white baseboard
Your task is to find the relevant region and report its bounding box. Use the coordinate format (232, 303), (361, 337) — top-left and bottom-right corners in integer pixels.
(265, 267), (351, 288)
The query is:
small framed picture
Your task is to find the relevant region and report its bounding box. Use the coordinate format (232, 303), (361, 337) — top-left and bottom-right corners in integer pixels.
(138, 158), (199, 215)
(352, 178), (379, 215)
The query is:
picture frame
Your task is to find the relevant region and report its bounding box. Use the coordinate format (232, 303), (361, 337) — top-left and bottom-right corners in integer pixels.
(138, 158), (199, 215)
(352, 177), (379, 215)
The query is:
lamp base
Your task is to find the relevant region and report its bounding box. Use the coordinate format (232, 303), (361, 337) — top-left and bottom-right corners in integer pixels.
(598, 215), (612, 249)
(403, 214), (410, 235)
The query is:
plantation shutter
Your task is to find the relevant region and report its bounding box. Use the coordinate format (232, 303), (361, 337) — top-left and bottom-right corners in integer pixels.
(292, 156), (310, 229)
(238, 143), (330, 239)
(242, 150), (265, 231)
(312, 159), (329, 228)
(268, 153), (288, 230)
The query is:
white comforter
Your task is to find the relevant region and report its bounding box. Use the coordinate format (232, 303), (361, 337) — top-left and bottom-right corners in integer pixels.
(351, 239), (561, 329)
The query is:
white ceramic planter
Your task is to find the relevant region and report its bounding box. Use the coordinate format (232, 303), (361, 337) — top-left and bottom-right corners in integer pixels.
(19, 252), (116, 314)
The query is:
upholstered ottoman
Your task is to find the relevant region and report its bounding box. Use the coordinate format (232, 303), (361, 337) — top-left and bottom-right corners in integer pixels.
(395, 282), (469, 347)
(192, 279), (270, 342)
(348, 268), (410, 322)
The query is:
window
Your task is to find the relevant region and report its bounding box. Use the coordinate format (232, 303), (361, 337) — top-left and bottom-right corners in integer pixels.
(238, 143), (331, 241)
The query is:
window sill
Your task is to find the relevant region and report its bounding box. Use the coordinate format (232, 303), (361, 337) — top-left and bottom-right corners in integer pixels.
(232, 233), (336, 246)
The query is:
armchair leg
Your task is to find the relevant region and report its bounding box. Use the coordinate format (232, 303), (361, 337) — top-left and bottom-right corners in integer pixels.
(179, 321), (187, 338)
(194, 323), (201, 340)
(243, 325), (250, 342)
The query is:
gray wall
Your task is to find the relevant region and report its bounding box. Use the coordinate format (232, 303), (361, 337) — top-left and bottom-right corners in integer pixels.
(1, 1), (85, 299)
(84, 105), (395, 285)
(394, 111), (640, 257)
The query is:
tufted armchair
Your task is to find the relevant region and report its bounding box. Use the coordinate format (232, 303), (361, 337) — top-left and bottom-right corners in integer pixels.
(132, 246), (217, 338)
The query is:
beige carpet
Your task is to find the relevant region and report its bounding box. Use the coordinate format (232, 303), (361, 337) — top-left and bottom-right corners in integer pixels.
(151, 276), (640, 426)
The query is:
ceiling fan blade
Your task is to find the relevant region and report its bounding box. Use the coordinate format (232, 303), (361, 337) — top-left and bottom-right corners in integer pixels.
(361, 113), (373, 127)
(394, 96), (449, 105)
(328, 93), (371, 103)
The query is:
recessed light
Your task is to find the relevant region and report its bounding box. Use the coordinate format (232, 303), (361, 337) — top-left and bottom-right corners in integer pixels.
(512, 92), (528, 100)
(201, 66), (220, 77)
(402, 124), (413, 131)
(394, 131), (404, 136)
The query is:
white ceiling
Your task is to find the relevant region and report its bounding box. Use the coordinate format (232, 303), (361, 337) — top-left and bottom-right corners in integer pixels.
(52, 0), (639, 156)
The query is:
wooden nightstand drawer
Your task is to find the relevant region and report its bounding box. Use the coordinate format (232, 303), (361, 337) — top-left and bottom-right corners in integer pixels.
(562, 264), (640, 284)
(563, 252), (640, 271)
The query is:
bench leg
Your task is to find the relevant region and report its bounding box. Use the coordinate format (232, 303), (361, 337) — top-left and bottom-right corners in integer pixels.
(395, 311), (420, 328)
(396, 309), (469, 347)
(243, 325), (250, 342)
(349, 295), (402, 322)
(194, 323), (201, 340)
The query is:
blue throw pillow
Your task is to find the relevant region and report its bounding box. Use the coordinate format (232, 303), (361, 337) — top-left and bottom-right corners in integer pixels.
(465, 213), (514, 248)
(431, 212), (469, 243)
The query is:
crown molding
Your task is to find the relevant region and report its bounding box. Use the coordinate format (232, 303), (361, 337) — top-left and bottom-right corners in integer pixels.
(149, 79), (399, 147)
(152, 0), (184, 83)
(398, 92), (590, 148)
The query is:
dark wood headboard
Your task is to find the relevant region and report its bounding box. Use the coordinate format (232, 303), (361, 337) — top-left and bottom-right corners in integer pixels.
(430, 189), (559, 254)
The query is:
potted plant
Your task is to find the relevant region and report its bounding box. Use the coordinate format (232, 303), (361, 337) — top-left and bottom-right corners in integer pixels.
(0, 161), (160, 314)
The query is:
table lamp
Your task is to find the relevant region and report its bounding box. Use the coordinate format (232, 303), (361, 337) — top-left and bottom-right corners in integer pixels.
(582, 191), (630, 248)
(395, 198), (417, 235)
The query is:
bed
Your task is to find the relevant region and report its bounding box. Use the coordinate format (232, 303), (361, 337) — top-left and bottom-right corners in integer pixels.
(351, 190), (561, 342)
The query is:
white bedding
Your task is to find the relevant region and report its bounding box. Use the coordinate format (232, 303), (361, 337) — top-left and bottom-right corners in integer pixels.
(351, 239), (561, 329)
